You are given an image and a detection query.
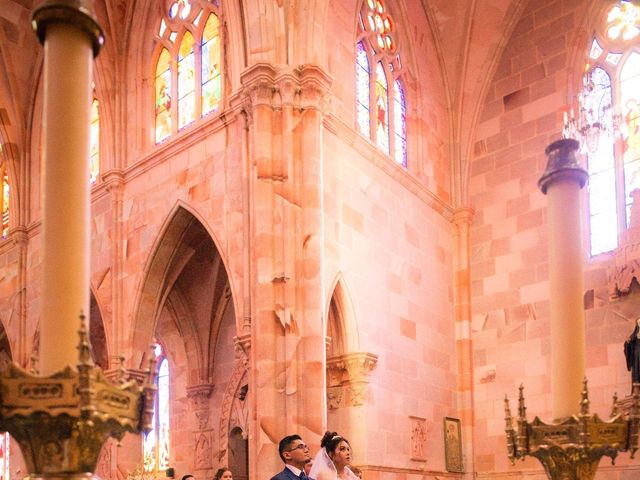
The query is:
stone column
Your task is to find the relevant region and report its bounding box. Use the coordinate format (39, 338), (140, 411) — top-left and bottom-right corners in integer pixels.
(241, 64), (331, 479)
(452, 207), (474, 473)
(297, 65), (331, 443)
(538, 139), (588, 420)
(34, 0), (103, 374)
(241, 64), (281, 480)
(187, 384), (215, 472)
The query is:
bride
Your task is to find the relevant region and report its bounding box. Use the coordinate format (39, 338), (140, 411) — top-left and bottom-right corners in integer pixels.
(309, 431), (359, 480)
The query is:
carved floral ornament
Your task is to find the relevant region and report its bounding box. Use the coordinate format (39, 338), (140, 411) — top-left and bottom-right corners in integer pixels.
(326, 352), (378, 409)
(240, 64), (332, 117)
(187, 383), (214, 430)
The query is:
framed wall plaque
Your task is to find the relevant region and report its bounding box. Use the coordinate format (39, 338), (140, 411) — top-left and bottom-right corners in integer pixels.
(443, 417), (463, 472)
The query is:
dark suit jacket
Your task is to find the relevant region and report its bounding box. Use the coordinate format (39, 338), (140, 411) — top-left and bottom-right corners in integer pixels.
(271, 466), (302, 480)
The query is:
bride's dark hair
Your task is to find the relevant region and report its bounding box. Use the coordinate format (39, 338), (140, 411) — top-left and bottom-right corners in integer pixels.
(320, 431), (350, 454)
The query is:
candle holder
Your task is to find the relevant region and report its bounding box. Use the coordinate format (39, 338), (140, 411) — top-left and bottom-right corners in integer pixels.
(0, 317), (157, 478)
(504, 379), (640, 480)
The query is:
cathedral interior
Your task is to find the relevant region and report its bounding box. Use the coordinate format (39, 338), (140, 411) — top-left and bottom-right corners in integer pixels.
(0, 0), (640, 479)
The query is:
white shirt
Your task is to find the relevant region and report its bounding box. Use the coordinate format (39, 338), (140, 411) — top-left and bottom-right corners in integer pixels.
(285, 465), (303, 477)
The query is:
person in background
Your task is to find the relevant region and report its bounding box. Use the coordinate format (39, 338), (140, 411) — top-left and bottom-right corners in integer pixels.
(214, 468), (233, 480)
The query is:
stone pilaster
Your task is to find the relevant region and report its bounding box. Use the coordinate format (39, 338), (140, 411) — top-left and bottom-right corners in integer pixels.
(241, 63), (331, 480)
(452, 206), (474, 474)
(187, 383), (215, 471)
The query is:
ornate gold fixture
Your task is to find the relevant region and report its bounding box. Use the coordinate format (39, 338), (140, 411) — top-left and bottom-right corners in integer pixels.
(0, 318), (157, 476)
(504, 380), (640, 480)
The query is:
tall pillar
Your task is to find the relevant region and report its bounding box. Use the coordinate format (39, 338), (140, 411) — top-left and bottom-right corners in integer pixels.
(452, 207), (475, 473)
(33, 0), (104, 375)
(538, 139), (588, 420)
(241, 64), (330, 480)
(241, 64), (281, 480)
(298, 65), (331, 442)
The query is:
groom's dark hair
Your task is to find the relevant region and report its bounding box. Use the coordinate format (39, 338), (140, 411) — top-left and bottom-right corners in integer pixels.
(279, 434), (302, 462)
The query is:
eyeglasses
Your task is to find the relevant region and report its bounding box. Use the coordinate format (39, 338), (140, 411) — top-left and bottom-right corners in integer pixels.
(287, 443), (309, 452)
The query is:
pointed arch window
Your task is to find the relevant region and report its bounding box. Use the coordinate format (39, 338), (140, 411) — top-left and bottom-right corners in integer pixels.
(143, 345), (170, 473)
(579, 1), (640, 256)
(0, 432), (9, 480)
(90, 96), (100, 184)
(153, 0), (223, 144)
(0, 146), (9, 238)
(356, 0), (407, 166)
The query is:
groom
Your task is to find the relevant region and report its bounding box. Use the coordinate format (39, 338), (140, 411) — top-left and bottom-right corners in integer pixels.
(271, 434), (312, 480)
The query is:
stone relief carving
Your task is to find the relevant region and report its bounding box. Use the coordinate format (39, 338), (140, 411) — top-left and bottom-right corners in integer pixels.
(194, 430), (214, 470)
(187, 384), (214, 430)
(325, 352), (377, 409)
(219, 359), (249, 463)
(410, 416), (427, 462)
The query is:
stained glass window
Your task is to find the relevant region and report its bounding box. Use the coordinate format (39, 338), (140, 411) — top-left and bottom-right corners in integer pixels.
(143, 345), (170, 473)
(90, 98), (99, 184)
(155, 48), (172, 143)
(394, 80), (407, 166)
(178, 32), (196, 129)
(0, 433), (9, 480)
(581, 2), (640, 256)
(356, 42), (371, 138)
(356, 0), (407, 165)
(202, 14), (221, 115)
(153, 0), (224, 144)
(0, 146), (9, 238)
(375, 62), (389, 154)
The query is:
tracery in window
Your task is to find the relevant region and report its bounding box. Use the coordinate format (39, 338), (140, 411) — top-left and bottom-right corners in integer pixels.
(90, 97), (100, 184)
(153, 0), (223, 144)
(0, 432), (8, 480)
(579, 1), (640, 256)
(143, 345), (170, 472)
(356, 0), (407, 166)
(0, 146), (9, 238)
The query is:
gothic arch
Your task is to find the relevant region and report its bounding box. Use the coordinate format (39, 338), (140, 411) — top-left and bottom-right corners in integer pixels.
(326, 274), (359, 355)
(218, 360), (249, 464)
(0, 317), (13, 370)
(131, 201), (239, 381)
(89, 288), (109, 369)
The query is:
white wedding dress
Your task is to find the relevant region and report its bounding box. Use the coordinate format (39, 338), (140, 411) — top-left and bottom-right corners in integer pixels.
(308, 448), (359, 480)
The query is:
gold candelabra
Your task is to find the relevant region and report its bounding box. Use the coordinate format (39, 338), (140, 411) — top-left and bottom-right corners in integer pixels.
(504, 380), (640, 480)
(0, 318), (157, 478)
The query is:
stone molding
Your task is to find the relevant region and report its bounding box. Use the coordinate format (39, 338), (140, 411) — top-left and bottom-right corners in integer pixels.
(240, 63), (332, 115)
(326, 352), (378, 408)
(323, 114), (454, 219)
(187, 383), (214, 430)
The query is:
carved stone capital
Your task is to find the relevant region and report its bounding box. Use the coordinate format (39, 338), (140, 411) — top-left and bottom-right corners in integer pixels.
(298, 64), (332, 111)
(186, 383), (214, 404)
(241, 63), (277, 109)
(325, 352), (377, 408)
(187, 384), (214, 430)
(275, 73), (299, 107)
(102, 170), (125, 193)
(451, 207), (474, 227)
(343, 352), (378, 383)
